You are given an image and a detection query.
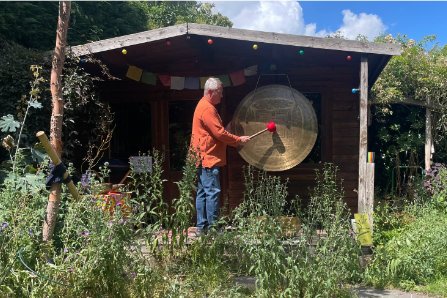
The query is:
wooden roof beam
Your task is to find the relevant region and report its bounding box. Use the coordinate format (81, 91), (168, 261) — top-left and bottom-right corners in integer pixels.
(71, 23), (402, 57)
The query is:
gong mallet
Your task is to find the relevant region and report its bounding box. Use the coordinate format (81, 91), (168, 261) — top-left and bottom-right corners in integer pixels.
(249, 121), (277, 139)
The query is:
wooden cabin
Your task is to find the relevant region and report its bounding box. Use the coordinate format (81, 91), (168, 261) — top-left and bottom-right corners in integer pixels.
(72, 23), (401, 213)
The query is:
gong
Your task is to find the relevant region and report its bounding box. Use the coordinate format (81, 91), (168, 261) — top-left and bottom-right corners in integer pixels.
(231, 84), (318, 171)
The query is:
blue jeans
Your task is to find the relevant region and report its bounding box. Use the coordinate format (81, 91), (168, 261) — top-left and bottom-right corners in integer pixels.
(196, 166), (221, 231)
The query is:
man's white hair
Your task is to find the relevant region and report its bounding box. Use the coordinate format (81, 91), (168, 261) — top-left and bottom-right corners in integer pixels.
(204, 77), (222, 95)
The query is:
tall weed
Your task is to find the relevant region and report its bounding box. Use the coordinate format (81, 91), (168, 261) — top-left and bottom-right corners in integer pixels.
(234, 163), (360, 297)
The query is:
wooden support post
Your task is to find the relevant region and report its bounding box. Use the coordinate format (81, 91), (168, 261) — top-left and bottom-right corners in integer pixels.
(358, 55), (368, 213)
(365, 163), (375, 233)
(425, 99), (432, 172)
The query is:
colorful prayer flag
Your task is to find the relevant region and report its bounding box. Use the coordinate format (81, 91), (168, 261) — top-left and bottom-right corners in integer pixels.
(184, 77), (200, 89)
(126, 65), (143, 81)
(141, 71), (156, 85)
(244, 65), (258, 76)
(158, 75), (171, 87)
(229, 70), (246, 86)
(170, 76), (185, 90)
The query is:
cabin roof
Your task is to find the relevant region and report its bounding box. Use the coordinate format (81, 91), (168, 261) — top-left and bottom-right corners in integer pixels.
(71, 23), (402, 87)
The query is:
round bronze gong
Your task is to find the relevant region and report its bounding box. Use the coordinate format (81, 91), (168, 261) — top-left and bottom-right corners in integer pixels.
(232, 84), (318, 171)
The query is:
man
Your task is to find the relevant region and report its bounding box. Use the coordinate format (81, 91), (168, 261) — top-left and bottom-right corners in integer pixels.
(190, 77), (250, 234)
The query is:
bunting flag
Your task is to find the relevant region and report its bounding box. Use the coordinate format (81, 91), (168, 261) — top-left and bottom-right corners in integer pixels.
(126, 66), (143, 81)
(229, 70), (246, 86)
(200, 77), (208, 89)
(124, 64), (258, 90)
(170, 76), (185, 90)
(217, 75), (232, 87)
(158, 75), (171, 87)
(141, 71), (156, 85)
(244, 65), (258, 76)
(185, 77), (200, 90)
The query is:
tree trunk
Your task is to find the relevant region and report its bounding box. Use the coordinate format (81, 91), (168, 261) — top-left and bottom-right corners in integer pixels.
(43, 1), (71, 242)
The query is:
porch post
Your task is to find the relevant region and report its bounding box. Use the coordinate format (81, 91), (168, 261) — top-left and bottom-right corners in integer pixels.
(358, 55), (369, 214)
(425, 99), (432, 172)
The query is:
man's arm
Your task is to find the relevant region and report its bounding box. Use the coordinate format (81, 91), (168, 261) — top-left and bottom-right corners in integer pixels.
(203, 107), (250, 145)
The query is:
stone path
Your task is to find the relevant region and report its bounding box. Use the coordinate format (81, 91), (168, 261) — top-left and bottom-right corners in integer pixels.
(354, 287), (438, 298)
(233, 277), (439, 297)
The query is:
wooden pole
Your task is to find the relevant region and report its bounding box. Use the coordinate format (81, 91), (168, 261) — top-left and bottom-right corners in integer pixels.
(43, 1), (71, 242)
(358, 55), (368, 214)
(249, 128), (268, 139)
(425, 99), (432, 172)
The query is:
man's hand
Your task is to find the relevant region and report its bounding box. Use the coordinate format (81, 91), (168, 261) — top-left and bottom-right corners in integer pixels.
(239, 136), (251, 143)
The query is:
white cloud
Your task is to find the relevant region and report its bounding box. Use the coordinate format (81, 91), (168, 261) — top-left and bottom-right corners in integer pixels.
(337, 9), (387, 40)
(212, 1), (306, 35)
(209, 1), (387, 40)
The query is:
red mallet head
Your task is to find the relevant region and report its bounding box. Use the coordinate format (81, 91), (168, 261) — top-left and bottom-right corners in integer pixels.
(266, 121), (276, 132)
(346, 55), (352, 61)
(207, 38), (213, 45)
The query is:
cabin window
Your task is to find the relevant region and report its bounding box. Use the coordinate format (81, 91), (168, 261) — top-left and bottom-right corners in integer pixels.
(110, 102), (151, 159)
(302, 92), (322, 164)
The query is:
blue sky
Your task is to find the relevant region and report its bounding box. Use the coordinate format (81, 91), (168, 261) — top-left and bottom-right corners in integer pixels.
(208, 1), (447, 46)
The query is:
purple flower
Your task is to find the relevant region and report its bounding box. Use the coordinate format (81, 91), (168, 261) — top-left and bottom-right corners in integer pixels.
(81, 173), (90, 188)
(80, 230), (90, 237)
(28, 228), (33, 236)
(64, 247), (69, 253)
(1, 222), (8, 231)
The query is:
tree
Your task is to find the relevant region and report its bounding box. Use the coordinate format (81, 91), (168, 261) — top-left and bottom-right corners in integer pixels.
(137, 1), (232, 29)
(371, 34), (447, 193)
(0, 1), (232, 50)
(43, 0), (71, 242)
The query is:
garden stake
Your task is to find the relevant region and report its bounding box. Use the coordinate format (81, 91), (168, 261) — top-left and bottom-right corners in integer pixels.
(36, 131), (80, 200)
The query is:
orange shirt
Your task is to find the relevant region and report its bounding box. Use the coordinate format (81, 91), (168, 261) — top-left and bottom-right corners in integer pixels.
(190, 96), (241, 168)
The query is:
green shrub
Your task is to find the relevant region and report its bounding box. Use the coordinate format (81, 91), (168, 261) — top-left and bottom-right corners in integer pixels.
(366, 207), (447, 288)
(233, 163), (361, 297)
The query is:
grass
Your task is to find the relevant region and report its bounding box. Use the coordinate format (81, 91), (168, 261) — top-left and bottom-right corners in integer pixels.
(415, 277), (447, 297)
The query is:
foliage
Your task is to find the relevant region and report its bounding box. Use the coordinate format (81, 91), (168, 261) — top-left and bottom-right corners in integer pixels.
(166, 149), (198, 251)
(0, 157), (159, 297)
(372, 200), (413, 247)
(126, 150), (168, 228)
(0, 2), (148, 49)
(414, 276), (447, 297)
(371, 35), (447, 193)
(0, 41), (114, 181)
(365, 206), (447, 289)
(424, 163), (447, 211)
(61, 54), (115, 173)
(0, 2), (59, 50)
(0, 65), (45, 174)
(233, 163), (361, 297)
(367, 167), (447, 292)
(0, 2), (232, 50)
(137, 1), (232, 29)
(0, 42), (50, 165)
(239, 165), (288, 217)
